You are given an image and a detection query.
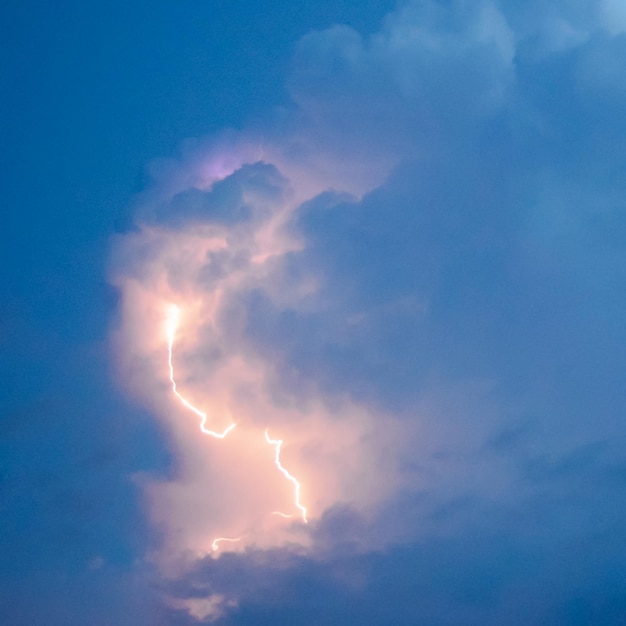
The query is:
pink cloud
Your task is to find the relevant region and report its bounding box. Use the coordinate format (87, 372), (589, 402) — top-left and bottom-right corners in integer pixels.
(109, 156), (410, 580)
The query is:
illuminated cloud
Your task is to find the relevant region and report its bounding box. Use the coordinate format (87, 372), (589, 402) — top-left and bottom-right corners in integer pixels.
(110, 157), (410, 578)
(108, 0), (626, 622)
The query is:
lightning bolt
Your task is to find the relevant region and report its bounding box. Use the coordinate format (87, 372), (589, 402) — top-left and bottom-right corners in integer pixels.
(165, 304), (308, 553)
(211, 537), (242, 552)
(265, 429), (308, 523)
(166, 304), (236, 439)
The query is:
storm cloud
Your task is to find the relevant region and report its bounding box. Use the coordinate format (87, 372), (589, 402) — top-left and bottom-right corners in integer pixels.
(106, 0), (626, 623)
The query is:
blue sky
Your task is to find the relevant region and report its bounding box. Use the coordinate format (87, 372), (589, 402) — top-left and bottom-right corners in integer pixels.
(2, 1), (626, 624)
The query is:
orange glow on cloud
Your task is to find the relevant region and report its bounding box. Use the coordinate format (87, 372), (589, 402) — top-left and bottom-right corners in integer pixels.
(110, 152), (407, 574)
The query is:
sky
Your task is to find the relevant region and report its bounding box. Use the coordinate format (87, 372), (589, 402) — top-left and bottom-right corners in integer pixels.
(1, 0), (626, 624)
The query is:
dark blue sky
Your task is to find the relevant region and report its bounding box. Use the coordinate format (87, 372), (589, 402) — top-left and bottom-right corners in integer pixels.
(2, 1), (626, 624)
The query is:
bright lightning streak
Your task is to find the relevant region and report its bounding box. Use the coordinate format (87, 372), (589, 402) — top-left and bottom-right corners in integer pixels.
(265, 429), (308, 523)
(165, 305), (309, 552)
(211, 537), (241, 552)
(166, 304), (236, 439)
(166, 304), (239, 554)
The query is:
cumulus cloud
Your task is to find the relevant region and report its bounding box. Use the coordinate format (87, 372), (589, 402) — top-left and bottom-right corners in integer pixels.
(110, 0), (626, 622)
(110, 157), (411, 575)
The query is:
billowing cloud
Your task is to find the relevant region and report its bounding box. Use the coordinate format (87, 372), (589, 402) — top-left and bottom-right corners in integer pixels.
(109, 157), (411, 574)
(110, 0), (626, 622)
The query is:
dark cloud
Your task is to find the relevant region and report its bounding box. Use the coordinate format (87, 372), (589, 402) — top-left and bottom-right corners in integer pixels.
(152, 163), (287, 228)
(168, 514), (626, 625)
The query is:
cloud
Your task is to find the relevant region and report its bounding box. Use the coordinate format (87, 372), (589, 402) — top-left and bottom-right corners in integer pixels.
(110, 0), (626, 622)
(110, 158), (411, 577)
